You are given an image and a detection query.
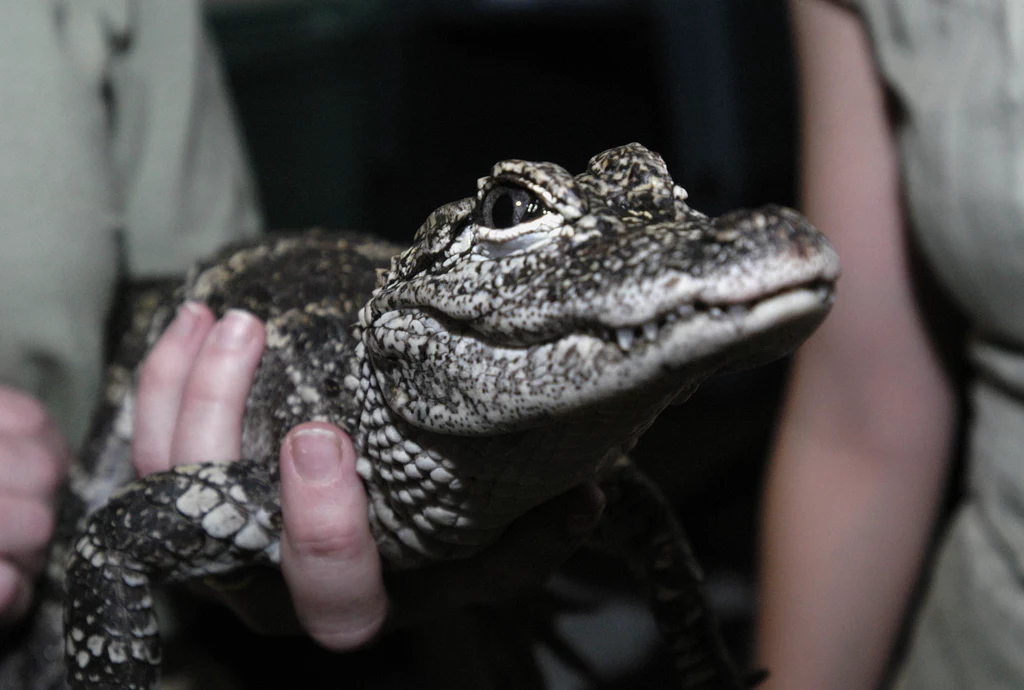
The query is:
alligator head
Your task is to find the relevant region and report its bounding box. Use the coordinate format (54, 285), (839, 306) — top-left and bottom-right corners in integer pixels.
(353, 143), (838, 564)
(361, 143), (838, 436)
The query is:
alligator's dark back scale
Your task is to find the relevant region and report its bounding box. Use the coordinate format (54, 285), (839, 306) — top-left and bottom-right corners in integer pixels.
(0, 144), (839, 690)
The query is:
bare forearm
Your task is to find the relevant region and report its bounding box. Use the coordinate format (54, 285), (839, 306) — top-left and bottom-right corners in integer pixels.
(758, 2), (959, 686)
(757, 432), (950, 689)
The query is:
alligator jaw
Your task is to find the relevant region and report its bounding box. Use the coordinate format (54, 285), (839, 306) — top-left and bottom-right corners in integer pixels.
(363, 279), (834, 436)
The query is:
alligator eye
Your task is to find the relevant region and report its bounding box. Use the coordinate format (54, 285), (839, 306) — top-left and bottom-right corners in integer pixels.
(480, 184), (546, 229)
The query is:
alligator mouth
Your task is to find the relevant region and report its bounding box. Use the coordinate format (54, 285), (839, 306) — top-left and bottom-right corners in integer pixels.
(373, 280), (834, 357)
(588, 281), (835, 353)
(367, 279), (836, 436)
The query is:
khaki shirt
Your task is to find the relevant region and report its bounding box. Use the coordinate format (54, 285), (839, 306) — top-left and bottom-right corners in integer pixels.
(0, 0), (261, 446)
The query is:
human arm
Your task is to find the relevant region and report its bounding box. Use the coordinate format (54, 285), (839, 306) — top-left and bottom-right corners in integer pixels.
(132, 302), (603, 649)
(755, 1), (958, 688)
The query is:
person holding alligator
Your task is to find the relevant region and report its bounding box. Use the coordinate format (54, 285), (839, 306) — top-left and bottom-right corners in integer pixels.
(758, 1), (1024, 688)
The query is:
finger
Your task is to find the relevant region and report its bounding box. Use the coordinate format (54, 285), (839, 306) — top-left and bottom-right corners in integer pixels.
(134, 302), (216, 475)
(0, 561), (33, 626)
(280, 424), (387, 650)
(0, 389), (70, 474)
(0, 434), (67, 498)
(387, 483), (605, 623)
(0, 387), (50, 434)
(0, 494), (54, 562)
(169, 310), (265, 468)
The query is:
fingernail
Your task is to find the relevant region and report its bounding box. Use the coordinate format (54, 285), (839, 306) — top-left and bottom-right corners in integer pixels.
(169, 301), (204, 337)
(289, 428), (343, 483)
(566, 485), (606, 537)
(213, 310), (258, 349)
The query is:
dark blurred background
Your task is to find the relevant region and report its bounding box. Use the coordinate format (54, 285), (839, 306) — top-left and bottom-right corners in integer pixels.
(203, 0), (798, 683)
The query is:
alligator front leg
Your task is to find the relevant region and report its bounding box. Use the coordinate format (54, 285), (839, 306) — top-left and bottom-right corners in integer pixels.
(600, 465), (751, 690)
(63, 459), (281, 690)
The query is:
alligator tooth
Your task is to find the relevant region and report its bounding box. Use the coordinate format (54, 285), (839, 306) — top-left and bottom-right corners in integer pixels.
(709, 306), (723, 317)
(615, 328), (635, 351)
(643, 322), (658, 342)
(727, 304), (748, 318)
(677, 304), (695, 317)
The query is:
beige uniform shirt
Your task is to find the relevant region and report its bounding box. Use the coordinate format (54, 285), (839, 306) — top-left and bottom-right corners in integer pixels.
(840, 1), (1024, 686)
(0, 0), (261, 447)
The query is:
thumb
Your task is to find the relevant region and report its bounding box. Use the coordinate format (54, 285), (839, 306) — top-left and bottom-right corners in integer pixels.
(279, 423), (387, 650)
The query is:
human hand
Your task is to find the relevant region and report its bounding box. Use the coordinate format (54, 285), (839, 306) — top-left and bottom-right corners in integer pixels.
(134, 301), (603, 650)
(0, 387), (70, 625)
(133, 301), (389, 647)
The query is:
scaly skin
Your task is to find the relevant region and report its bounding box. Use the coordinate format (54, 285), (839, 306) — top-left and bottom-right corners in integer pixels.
(0, 144), (839, 690)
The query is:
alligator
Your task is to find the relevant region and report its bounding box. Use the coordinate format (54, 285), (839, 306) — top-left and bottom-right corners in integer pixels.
(0, 143), (839, 689)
